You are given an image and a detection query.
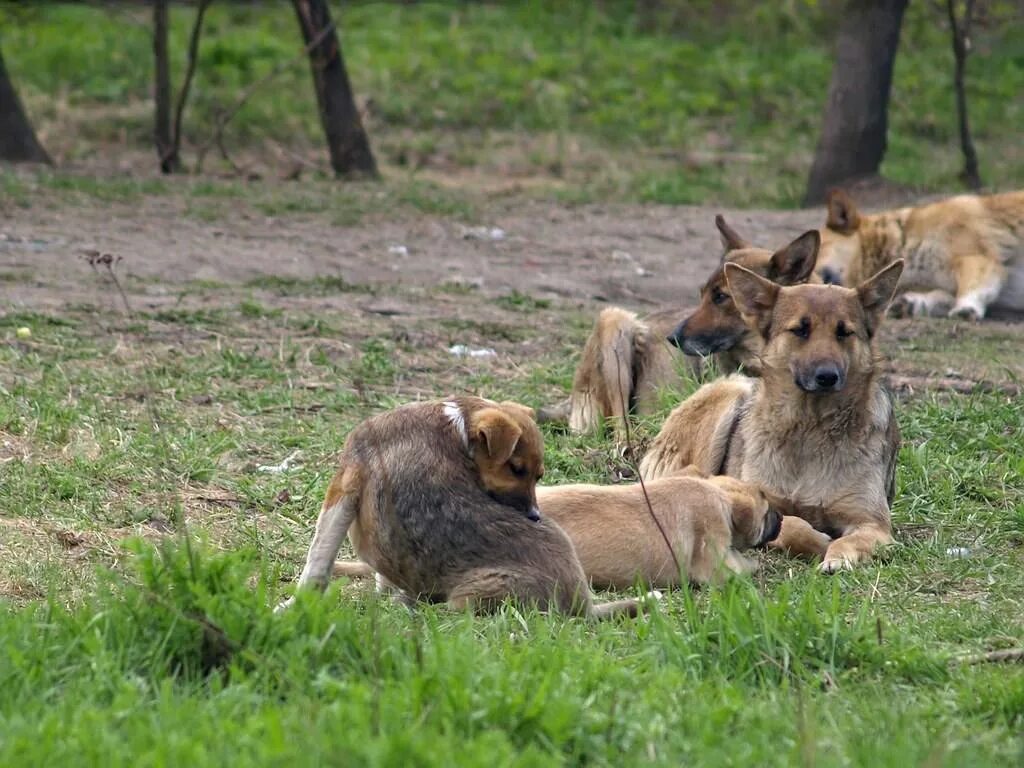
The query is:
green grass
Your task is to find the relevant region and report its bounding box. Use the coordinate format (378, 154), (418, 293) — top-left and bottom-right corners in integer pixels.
(1, 1), (1021, 206)
(1, 297), (1022, 766)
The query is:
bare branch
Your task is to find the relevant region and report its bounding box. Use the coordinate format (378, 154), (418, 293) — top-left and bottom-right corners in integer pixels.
(164, 0), (213, 172)
(947, 0), (982, 189)
(196, 20), (336, 173)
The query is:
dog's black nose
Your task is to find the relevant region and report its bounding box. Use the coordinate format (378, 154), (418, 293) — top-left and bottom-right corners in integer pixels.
(820, 267), (842, 285)
(814, 366), (841, 389)
(527, 506), (542, 522)
(762, 509), (783, 546)
(666, 320), (687, 349)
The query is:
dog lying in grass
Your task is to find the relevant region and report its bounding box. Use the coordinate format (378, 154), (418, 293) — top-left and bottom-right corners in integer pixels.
(277, 397), (648, 619)
(561, 217), (820, 436)
(816, 188), (1024, 320)
(640, 260), (905, 572)
(536, 469), (785, 589)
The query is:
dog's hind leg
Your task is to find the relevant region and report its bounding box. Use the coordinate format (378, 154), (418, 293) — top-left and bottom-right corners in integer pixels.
(949, 254), (1006, 320)
(276, 468), (361, 612)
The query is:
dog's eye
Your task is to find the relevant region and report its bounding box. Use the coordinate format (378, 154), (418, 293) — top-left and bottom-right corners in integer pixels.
(790, 320), (810, 339)
(711, 288), (729, 305)
(836, 323), (854, 340)
(509, 463), (528, 478)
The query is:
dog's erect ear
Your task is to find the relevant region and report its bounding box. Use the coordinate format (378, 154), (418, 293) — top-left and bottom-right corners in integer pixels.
(724, 263), (780, 337)
(858, 260), (904, 337)
(715, 214), (749, 253)
(826, 188), (861, 234)
(470, 408), (522, 464)
(768, 230), (819, 285)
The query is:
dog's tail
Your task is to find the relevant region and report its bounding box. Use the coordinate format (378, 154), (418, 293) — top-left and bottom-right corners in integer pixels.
(332, 560), (375, 578)
(570, 307), (646, 436)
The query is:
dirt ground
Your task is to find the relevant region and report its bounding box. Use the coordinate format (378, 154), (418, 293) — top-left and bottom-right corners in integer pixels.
(1, 184), (1021, 392)
(1, 193), (823, 309)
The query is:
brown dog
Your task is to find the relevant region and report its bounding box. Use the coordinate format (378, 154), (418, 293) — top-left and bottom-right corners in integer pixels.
(817, 188), (1024, 320)
(535, 470), (783, 589)
(276, 397), (645, 618)
(563, 217), (820, 436)
(640, 261), (905, 572)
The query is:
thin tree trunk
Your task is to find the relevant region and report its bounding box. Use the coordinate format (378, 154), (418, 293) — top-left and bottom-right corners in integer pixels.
(153, 0), (179, 173)
(803, 0), (909, 206)
(292, 0), (378, 178)
(947, 0), (982, 190)
(0, 48), (51, 164)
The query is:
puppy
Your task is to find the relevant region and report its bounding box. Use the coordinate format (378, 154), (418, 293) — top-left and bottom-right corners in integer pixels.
(640, 260), (905, 572)
(277, 397), (646, 619)
(535, 469), (784, 589)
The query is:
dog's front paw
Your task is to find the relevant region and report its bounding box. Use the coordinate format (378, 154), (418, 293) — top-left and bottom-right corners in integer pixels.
(273, 596), (295, 614)
(819, 556), (855, 574)
(948, 304), (983, 322)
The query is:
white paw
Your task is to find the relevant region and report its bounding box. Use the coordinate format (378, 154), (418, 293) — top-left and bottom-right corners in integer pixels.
(273, 596), (295, 614)
(642, 590), (664, 603)
(819, 556), (854, 574)
(949, 304), (983, 322)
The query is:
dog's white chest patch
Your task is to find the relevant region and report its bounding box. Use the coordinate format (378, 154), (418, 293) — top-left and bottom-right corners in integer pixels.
(443, 401), (469, 449)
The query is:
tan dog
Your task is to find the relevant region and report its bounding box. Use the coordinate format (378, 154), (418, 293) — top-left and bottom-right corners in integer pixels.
(640, 260), (905, 572)
(535, 470), (783, 589)
(276, 397), (646, 618)
(563, 217), (820, 436)
(817, 188), (1024, 320)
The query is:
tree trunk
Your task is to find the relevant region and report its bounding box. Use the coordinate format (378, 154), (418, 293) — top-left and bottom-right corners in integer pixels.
(0, 47), (51, 164)
(292, 0), (378, 178)
(153, 0), (179, 173)
(803, 0), (908, 206)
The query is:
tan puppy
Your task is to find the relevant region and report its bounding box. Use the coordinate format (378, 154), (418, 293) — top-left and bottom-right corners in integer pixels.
(277, 397), (645, 618)
(640, 261), (905, 572)
(536, 470), (783, 589)
(563, 218), (820, 436)
(817, 188), (1024, 320)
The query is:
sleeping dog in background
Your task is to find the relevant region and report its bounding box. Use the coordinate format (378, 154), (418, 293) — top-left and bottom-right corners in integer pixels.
(641, 259), (905, 572)
(561, 216), (821, 436)
(277, 397), (649, 619)
(816, 188), (1024, 320)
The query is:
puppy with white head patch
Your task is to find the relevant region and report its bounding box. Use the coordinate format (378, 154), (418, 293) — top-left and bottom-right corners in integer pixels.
(277, 397), (647, 618)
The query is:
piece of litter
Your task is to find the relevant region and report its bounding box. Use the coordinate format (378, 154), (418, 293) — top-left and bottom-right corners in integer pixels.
(387, 244), (409, 256)
(459, 226), (506, 241)
(946, 547), (972, 558)
(448, 344), (497, 359)
(257, 450), (303, 474)
(635, 266), (652, 277)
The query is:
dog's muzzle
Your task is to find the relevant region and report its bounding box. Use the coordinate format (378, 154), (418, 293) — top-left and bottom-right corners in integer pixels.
(796, 363), (846, 393)
(668, 321), (737, 357)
